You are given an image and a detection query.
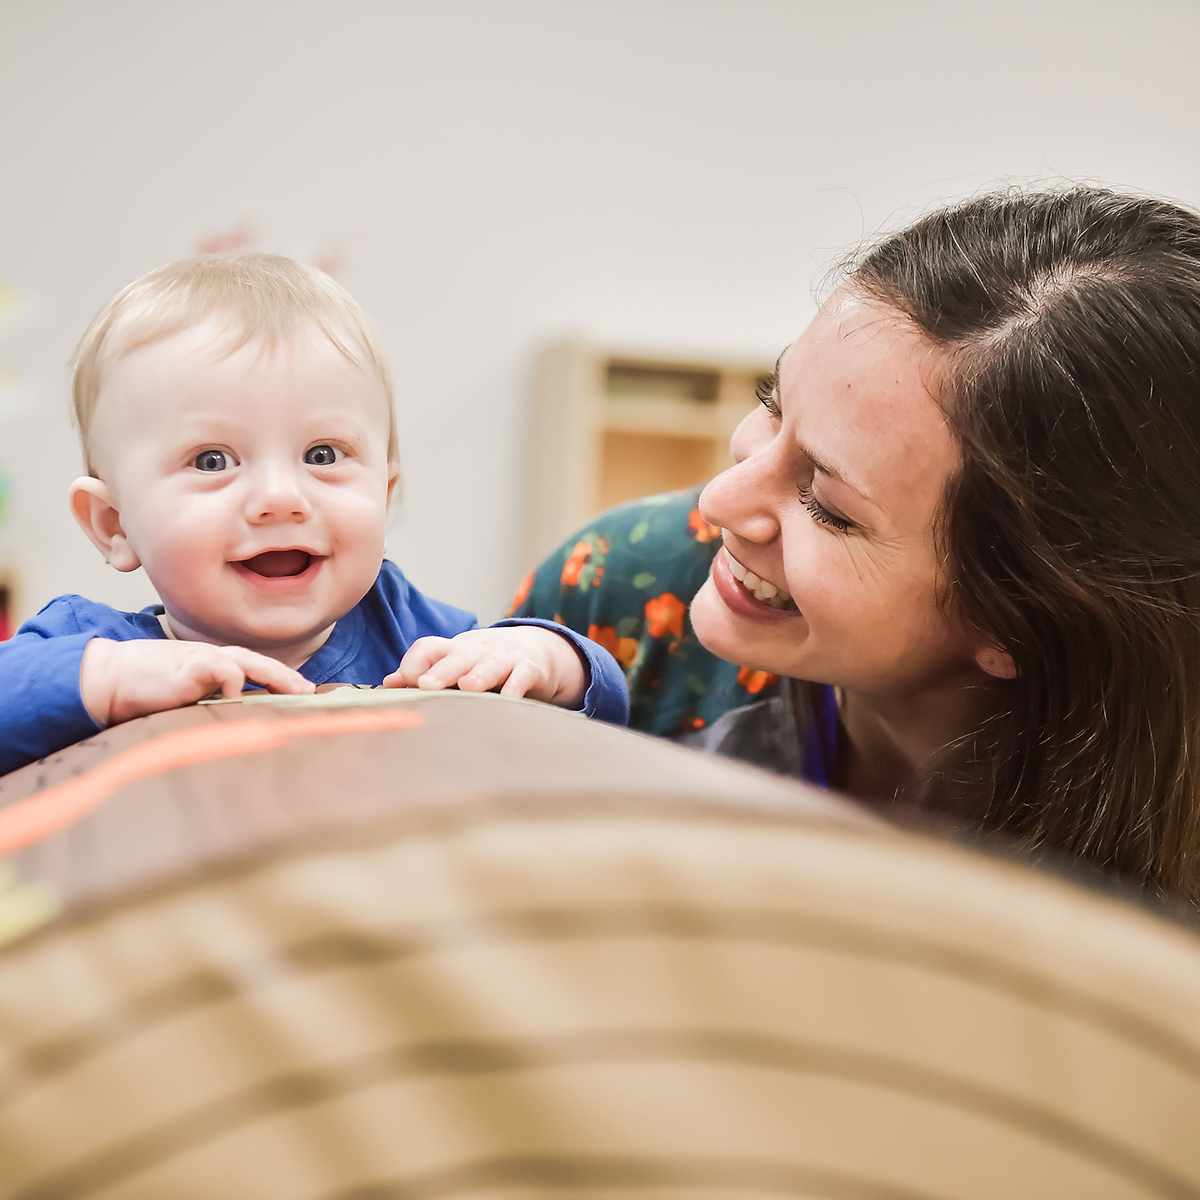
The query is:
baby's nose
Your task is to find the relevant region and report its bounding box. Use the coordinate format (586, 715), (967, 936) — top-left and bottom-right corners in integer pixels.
(246, 467), (312, 521)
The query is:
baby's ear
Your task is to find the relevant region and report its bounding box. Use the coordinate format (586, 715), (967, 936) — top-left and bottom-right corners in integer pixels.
(69, 477), (141, 572)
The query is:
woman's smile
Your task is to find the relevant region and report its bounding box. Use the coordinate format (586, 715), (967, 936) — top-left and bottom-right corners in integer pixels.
(723, 545), (798, 609)
(710, 546), (801, 624)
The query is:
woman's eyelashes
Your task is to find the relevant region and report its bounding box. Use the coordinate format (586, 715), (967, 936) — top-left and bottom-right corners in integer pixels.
(798, 484), (852, 532)
(755, 372), (782, 420)
(754, 373), (852, 532)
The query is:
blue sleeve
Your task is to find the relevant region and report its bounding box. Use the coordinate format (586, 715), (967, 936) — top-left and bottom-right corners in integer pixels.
(0, 598), (113, 777)
(491, 617), (630, 726)
(373, 560), (479, 641)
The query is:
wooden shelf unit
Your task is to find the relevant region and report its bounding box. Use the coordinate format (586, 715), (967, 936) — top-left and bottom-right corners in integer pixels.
(522, 342), (773, 570)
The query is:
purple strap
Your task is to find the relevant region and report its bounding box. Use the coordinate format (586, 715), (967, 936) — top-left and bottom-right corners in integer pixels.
(801, 683), (839, 789)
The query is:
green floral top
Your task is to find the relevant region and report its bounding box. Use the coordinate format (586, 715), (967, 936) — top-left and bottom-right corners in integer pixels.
(508, 488), (785, 738)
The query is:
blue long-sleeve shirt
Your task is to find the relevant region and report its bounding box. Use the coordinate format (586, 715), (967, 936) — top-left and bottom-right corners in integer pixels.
(0, 559), (629, 776)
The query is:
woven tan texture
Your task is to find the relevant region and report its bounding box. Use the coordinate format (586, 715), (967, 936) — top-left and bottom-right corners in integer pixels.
(0, 691), (1198, 1199)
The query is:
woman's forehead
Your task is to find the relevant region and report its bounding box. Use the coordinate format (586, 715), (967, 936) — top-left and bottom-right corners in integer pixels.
(781, 293), (956, 514)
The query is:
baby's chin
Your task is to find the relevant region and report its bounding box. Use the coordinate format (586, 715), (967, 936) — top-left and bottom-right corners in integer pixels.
(163, 608), (336, 656)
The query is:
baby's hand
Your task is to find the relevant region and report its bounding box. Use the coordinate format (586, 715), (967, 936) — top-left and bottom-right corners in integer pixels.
(80, 637), (315, 726)
(383, 627), (587, 709)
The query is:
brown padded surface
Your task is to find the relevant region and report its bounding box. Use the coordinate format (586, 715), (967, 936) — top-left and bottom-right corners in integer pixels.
(2, 690), (1199, 1199)
(0, 690), (878, 923)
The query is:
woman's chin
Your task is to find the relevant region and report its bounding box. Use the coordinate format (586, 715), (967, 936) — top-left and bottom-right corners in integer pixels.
(689, 577), (727, 638)
(691, 577), (798, 675)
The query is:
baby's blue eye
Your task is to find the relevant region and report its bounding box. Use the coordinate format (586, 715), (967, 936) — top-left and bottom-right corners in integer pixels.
(305, 444), (339, 466)
(195, 450), (227, 472)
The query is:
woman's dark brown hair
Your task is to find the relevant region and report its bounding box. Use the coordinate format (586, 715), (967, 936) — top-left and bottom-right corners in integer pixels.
(853, 187), (1200, 904)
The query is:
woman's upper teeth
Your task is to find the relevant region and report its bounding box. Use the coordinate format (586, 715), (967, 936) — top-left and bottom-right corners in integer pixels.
(726, 550), (795, 609)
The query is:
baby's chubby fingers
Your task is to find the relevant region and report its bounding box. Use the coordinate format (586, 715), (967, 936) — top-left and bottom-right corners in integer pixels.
(413, 646), (497, 691)
(383, 636), (455, 689)
(82, 638), (315, 727)
(383, 627), (586, 707)
(384, 635), (532, 694)
(215, 646), (314, 696)
(455, 653), (528, 694)
(497, 658), (542, 699)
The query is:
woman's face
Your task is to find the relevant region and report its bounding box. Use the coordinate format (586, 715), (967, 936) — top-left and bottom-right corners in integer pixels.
(691, 288), (992, 700)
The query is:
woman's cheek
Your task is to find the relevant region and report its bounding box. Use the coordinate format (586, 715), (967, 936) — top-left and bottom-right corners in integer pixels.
(779, 516), (824, 589)
(785, 535), (859, 628)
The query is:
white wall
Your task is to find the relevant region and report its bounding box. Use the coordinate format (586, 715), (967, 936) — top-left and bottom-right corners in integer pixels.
(2, 0), (1199, 622)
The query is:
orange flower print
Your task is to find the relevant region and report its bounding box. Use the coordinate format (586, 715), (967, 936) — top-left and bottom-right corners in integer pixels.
(587, 624), (639, 669)
(687, 508), (721, 543)
(644, 592), (686, 640)
(737, 666), (780, 695)
(560, 540), (593, 587)
(508, 570), (534, 614)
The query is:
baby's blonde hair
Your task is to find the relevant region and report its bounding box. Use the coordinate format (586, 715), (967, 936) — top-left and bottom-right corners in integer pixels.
(71, 253), (398, 476)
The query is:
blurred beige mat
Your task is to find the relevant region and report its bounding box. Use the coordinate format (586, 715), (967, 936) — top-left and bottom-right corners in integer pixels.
(0, 689), (1196, 1199)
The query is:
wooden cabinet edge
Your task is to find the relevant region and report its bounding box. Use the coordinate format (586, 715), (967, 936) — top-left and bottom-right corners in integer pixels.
(521, 343), (772, 576)
(522, 342), (603, 571)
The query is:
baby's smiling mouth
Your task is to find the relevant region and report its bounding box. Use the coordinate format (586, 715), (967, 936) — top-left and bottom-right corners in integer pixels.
(239, 550), (317, 578)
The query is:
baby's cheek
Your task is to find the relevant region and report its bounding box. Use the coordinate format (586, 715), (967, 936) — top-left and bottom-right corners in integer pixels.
(347, 500), (392, 553)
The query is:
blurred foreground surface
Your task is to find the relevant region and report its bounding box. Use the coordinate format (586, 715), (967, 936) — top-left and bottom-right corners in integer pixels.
(0, 691), (1196, 1197)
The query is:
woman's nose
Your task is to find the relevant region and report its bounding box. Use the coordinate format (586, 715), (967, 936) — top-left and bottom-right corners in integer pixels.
(698, 409), (782, 544)
(244, 464), (312, 523)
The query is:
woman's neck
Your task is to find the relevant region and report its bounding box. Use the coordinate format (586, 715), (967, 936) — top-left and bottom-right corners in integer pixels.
(834, 671), (1003, 804)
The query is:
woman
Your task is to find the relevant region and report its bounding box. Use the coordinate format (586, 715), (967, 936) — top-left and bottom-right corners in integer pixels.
(512, 186), (1200, 905)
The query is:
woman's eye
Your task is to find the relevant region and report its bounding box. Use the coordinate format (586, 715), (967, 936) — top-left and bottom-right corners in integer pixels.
(194, 450), (228, 472)
(305, 444), (340, 466)
(798, 485), (852, 533)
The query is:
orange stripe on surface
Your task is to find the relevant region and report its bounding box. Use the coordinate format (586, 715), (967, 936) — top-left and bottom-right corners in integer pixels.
(0, 709), (424, 856)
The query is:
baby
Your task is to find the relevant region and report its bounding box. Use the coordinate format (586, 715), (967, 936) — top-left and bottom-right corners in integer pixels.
(0, 254), (627, 775)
